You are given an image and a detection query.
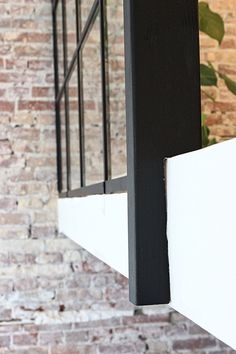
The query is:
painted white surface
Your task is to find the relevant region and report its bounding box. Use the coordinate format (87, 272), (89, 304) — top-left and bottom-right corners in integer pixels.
(58, 193), (129, 278)
(58, 138), (236, 349)
(167, 138), (236, 350)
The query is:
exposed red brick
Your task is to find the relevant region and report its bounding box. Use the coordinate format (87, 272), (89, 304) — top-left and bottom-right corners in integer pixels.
(16, 33), (51, 43)
(0, 140), (12, 155)
(0, 309), (12, 321)
(65, 331), (89, 344)
(0, 213), (29, 225)
(0, 101), (14, 112)
(12, 127), (40, 140)
(13, 333), (38, 346)
(51, 345), (96, 354)
(122, 313), (170, 326)
(5, 59), (27, 70)
(0, 198), (17, 211)
(28, 60), (53, 70)
(99, 343), (136, 354)
(173, 337), (216, 350)
(39, 332), (64, 346)
(14, 45), (51, 57)
(32, 87), (54, 97)
(18, 100), (54, 111)
(0, 335), (10, 348)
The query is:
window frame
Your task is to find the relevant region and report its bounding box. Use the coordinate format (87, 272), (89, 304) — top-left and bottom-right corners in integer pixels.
(52, 0), (201, 306)
(52, 0), (127, 198)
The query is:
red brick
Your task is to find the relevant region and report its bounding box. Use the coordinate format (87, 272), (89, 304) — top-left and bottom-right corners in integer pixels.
(51, 345), (96, 354)
(14, 45), (51, 57)
(5, 59), (27, 70)
(39, 332), (64, 346)
(0, 45), (11, 55)
(29, 324), (72, 332)
(31, 226), (57, 239)
(189, 324), (209, 335)
(99, 343), (136, 354)
(18, 101), (54, 111)
(32, 87), (54, 97)
(0, 101), (14, 112)
(0, 198), (17, 211)
(16, 33), (51, 43)
(65, 331), (89, 344)
(0, 72), (23, 83)
(0, 213), (29, 225)
(0, 139), (11, 155)
(12, 127), (40, 140)
(26, 157), (56, 167)
(0, 309), (12, 321)
(122, 314), (170, 326)
(173, 337), (216, 350)
(0, 156), (25, 168)
(7, 348), (47, 354)
(14, 277), (38, 291)
(74, 317), (121, 329)
(0, 335), (10, 347)
(13, 333), (38, 346)
(28, 60), (53, 70)
(0, 88), (6, 97)
(220, 38), (236, 49)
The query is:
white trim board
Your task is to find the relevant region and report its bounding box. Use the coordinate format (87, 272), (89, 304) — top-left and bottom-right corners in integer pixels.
(58, 193), (129, 278)
(167, 137), (236, 350)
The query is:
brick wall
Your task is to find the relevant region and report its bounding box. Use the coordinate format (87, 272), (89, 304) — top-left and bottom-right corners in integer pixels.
(0, 0), (235, 353)
(200, 0), (236, 141)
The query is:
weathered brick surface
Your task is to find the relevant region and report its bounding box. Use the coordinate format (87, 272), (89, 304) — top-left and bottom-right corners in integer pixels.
(0, 0), (235, 353)
(201, 0), (236, 141)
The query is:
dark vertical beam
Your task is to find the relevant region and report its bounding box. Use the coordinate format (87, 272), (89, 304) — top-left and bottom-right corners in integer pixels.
(99, 0), (112, 181)
(76, 0), (86, 187)
(52, 0), (58, 12)
(62, 0), (71, 191)
(124, 0), (201, 305)
(52, 4), (62, 192)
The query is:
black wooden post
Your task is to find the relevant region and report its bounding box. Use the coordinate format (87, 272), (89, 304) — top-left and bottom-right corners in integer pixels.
(124, 0), (202, 305)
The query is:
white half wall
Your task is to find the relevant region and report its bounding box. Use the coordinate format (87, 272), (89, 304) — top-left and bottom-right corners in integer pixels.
(58, 193), (129, 278)
(167, 138), (236, 350)
(58, 137), (236, 350)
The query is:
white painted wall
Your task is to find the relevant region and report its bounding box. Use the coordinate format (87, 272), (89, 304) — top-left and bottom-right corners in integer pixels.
(58, 138), (236, 350)
(58, 193), (129, 278)
(167, 137), (236, 350)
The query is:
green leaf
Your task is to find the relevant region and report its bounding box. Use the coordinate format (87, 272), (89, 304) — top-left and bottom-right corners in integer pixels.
(200, 64), (217, 86)
(201, 113), (207, 125)
(202, 124), (210, 148)
(199, 2), (225, 44)
(219, 73), (236, 95)
(208, 137), (217, 146)
(201, 114), (217, 148)
(201, 114), (209, 147)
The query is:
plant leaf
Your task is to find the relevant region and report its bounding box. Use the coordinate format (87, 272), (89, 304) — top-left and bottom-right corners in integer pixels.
(199, 2), (225, 44)
(201, 114), (217, 148)
(200, 64), (217, 86)
(201, 113), (207, 125)
(208, 137), (217, 146)
(202, 124), (210, 148)
(219, 73), (236, 95)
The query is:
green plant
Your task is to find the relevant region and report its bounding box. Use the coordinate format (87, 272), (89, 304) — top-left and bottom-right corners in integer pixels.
(202, 114), (217, 148)
(199, 2), (236, 146)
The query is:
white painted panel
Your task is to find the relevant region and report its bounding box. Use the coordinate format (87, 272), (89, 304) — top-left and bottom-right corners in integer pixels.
(58, 193), (129, 278)
(167, 138), (236, 350)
